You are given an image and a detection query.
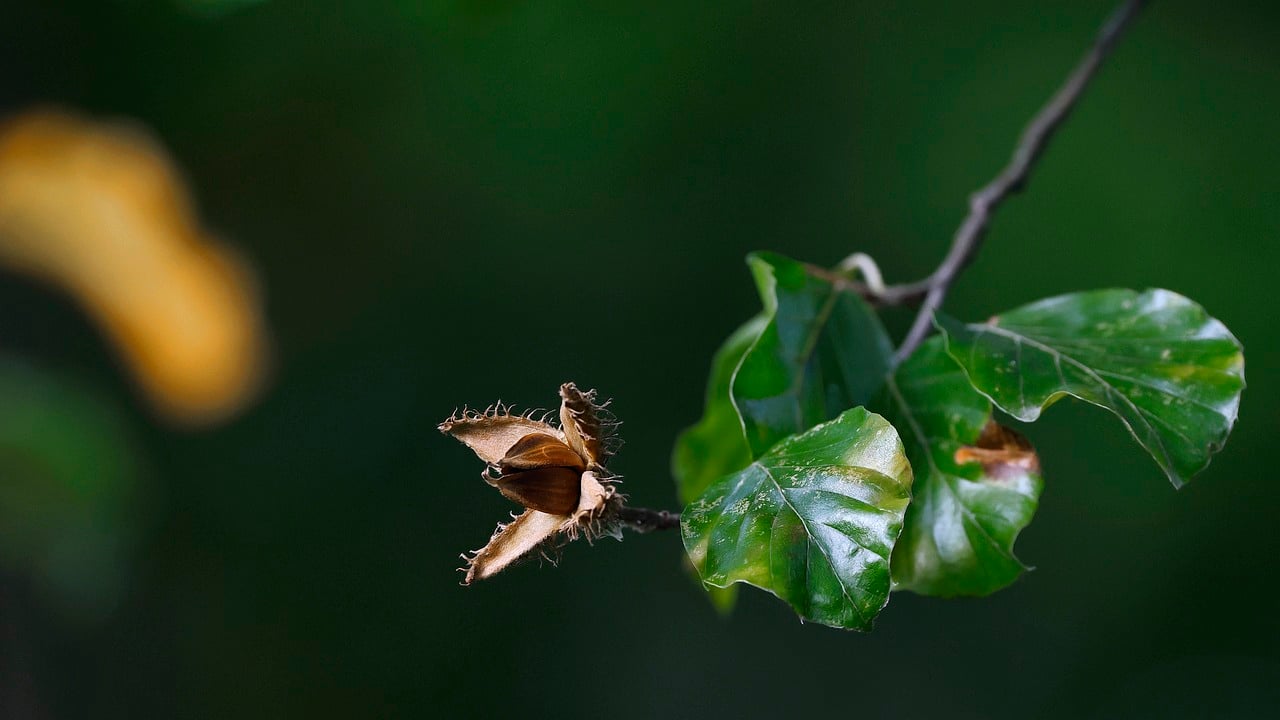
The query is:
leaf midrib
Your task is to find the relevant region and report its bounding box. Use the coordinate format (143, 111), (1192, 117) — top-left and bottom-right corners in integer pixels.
(760, 462), (869, 626)
(786, 287), (842, 432)
(975, 323), (1176, 473)
(884, 374), (1015, 564)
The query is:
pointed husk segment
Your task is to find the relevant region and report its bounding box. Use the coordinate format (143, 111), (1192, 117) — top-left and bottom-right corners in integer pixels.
(438, 403), (564, 465)
(458, 471), (621, 584)
(558, 382), (618, 469)
(461, 509), (564, 585)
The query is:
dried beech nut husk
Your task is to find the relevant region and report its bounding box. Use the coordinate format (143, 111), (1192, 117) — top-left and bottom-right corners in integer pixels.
(439, 383), (623, 584)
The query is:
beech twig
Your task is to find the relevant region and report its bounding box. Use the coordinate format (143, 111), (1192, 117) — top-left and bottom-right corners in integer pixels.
(618, 506), (681, 533)
(891, 0), (1147, 363)
(637, 1), (1148, 530)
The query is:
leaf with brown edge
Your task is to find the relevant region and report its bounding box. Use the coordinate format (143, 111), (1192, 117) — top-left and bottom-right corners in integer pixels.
(955, 422), (1041, 481)
(877, 337), (1043, 597)
(936, 289), (1244, 487)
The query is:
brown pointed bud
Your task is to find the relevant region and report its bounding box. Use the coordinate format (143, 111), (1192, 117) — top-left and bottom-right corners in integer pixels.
(954, 421), (1041, 480)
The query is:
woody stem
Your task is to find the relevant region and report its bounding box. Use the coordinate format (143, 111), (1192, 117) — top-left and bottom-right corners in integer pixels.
(890, 0), (1147, 363)
(618, 506), (681, 533)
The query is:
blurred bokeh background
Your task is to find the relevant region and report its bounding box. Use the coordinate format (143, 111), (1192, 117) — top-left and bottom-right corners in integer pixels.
(0, 1), (1277, 717)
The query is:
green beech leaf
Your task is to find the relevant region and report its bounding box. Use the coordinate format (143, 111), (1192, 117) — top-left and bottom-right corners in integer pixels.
(878, 337), (1043, 596)
(673, 315), (768, 614)
(673, 314), (767, 505)
(681, 407), (912, 630)
(733, 252), (894, 457)
(938, 289), (1245, 487)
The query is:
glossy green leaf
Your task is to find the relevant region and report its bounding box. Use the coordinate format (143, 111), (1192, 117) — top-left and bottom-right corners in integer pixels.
(878, 338), (1042, 596)
(938, 289), (1245, 487)
(673, 314), (767, 505)
(681, 407), (912, 630)
(733, 252), (894, 457)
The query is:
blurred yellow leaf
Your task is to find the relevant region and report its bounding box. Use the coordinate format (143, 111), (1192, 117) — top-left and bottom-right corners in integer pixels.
(0, 109), (268, 425)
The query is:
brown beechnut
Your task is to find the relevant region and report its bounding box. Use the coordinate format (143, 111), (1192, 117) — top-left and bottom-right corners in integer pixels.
(439, 382), (623, 584)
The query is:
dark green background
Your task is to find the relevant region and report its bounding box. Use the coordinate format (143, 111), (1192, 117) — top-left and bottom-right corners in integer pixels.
(1, 1), (1277, 717)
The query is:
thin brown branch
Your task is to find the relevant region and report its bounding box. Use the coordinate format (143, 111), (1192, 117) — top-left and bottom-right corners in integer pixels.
(657, 3), (1145, 543)
(804, 263), (933, 307)
(618, 506), (681, 533)
(886, 0), (1146, 360)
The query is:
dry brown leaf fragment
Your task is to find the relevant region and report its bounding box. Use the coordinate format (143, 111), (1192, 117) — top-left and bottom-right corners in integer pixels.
(954, 420), (1041, 480)
(440, 384), (622, 584)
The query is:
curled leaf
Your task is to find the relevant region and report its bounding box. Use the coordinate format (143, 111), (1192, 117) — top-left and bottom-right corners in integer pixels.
(937, 288), (1245, 487)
